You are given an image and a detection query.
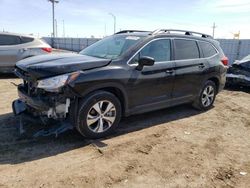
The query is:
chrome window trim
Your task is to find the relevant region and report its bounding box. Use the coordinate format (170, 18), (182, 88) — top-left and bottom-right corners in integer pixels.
(127, 37), (219, 66)
(127, 38), (172, 66)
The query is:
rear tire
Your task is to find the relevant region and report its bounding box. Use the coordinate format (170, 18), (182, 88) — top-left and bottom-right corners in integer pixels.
(192, 80), (216, 110)
(76, 91), (121, 139)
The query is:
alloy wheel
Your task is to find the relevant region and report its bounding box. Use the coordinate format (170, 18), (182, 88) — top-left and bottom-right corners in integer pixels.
(201, 85), (215, 107)
(86, 100), (116, 133)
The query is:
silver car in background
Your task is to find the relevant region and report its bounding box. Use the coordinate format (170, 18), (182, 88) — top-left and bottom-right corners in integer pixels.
(0, 32), (52, 73)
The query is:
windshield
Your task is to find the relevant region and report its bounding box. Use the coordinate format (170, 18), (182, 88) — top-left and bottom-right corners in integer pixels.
(79, 35), (145, 59)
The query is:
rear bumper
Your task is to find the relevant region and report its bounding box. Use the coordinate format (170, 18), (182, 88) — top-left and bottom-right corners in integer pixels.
(0, 66), (14, 73)
(218, 81), (225, 92)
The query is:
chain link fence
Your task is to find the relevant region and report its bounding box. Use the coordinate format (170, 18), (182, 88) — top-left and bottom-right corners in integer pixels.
(43, 37), (100, 52)
(217, 39), (250, 64)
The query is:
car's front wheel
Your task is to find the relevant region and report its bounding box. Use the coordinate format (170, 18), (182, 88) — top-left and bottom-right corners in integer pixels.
(192, 80), (217, 110)
(76, 91), (122, 139)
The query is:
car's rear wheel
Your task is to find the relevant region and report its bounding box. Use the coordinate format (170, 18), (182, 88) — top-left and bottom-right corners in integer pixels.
(192, 80), (216, 110)
(76, 91), (121, 139)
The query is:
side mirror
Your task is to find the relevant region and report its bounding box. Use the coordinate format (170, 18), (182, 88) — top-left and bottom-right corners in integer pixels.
(136, 56), (155, 71)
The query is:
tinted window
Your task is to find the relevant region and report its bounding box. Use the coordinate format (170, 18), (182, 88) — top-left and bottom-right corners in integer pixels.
(174, 39), (199, 60)
(0, 34), (21, 45)
(140, 39), (171, 62)
(21, 36), (34, 43)
(199, 41), (217, 57)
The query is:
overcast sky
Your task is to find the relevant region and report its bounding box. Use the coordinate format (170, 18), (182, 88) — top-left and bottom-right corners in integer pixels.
(0, 0), (249, 38)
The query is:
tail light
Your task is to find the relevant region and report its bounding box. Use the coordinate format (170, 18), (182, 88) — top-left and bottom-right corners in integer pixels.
(42, 47), (52, 53)
(221, 56), (229, 66)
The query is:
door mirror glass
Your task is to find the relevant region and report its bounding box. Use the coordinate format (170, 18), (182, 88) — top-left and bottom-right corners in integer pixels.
(136, 56), (155, 71)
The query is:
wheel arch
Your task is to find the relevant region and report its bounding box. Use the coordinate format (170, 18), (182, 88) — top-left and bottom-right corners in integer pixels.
(78, 83), (129, 116)
(207, 77), (220, 93)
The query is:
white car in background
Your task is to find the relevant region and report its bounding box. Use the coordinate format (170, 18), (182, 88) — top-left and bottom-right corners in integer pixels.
(0, 32), (52, 73)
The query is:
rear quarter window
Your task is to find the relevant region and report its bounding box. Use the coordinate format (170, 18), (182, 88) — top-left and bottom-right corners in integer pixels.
(199, 41), (217, 58)
(174, 39), (200, 60)
(0, 34), (21, 45)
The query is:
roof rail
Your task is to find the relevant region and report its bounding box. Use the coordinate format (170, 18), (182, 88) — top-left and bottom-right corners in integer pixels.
(151, 29), (213, 38)
(115, 30), (150, 34)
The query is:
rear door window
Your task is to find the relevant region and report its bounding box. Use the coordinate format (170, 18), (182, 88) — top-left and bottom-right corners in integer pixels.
(199, 41), (217, 58)
(0, 34), (21, 45)
(174, 39), (200, 60)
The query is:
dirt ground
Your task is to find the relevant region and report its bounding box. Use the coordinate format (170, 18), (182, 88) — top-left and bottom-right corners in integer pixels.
(0, 76), (250, 188)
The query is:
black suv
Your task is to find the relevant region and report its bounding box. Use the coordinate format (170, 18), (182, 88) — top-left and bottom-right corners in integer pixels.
(13, 29), (228, 138)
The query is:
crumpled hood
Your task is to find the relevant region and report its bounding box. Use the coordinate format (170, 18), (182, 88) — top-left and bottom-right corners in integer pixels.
(16, 53), (111, 79)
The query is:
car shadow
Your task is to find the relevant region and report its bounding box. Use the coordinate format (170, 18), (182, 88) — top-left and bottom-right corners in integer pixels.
(0, 104), (203, 165)
(0, 73), (17, 79)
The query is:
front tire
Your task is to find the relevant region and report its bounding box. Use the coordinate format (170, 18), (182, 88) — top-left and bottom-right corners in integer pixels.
(76, 91), (122, 139)
(192, 80), (216, 110)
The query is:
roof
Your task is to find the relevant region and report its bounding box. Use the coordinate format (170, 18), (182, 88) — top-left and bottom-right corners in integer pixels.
(115, 29), (215, 42)
(0, 32), (36, 38)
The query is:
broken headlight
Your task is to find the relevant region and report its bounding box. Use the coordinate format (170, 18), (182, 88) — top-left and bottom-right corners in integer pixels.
(37, 72), (80, 92)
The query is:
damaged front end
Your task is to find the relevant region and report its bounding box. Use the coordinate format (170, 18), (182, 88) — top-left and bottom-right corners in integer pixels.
(226, 59), (250, 87)
(12, 67), (80, 137)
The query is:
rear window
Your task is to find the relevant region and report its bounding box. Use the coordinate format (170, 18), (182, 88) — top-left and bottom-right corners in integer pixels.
(174, 39), (200, 60)
(199, 41), (217, 58)
(0, 34), (21, 45)
(21, 36), (34, 43)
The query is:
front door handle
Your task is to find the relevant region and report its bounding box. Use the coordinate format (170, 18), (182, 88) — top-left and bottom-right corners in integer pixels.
(165, 69), (174, 74)
(198, 63), (205, 69)
(20, 48), (28, 52)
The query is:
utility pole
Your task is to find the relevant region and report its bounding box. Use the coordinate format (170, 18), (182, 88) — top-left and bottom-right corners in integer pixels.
(109, 13), (116, 34)
(104, 23), (107, 37)
(62, 20), (65, 37)
(55, 19), (58, 37)
(48, 0), (59, 38)
(212, 22), (217, 38)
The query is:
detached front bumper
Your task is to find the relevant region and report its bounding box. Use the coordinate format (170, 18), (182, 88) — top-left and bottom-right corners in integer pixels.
(17, 86), (50, 111)
(12, 85), (75, 137)
(13, 84), (72, 120)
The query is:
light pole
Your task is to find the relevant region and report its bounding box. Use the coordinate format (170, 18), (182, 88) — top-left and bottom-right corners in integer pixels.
(109, 13), (116, 34)
(212, 22), (217, 38)
(62, 20), (65, 37)
(48, 0), (59, 38)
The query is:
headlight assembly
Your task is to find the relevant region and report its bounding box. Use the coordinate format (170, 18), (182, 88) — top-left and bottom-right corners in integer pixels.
(37, 72), (80, 92)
